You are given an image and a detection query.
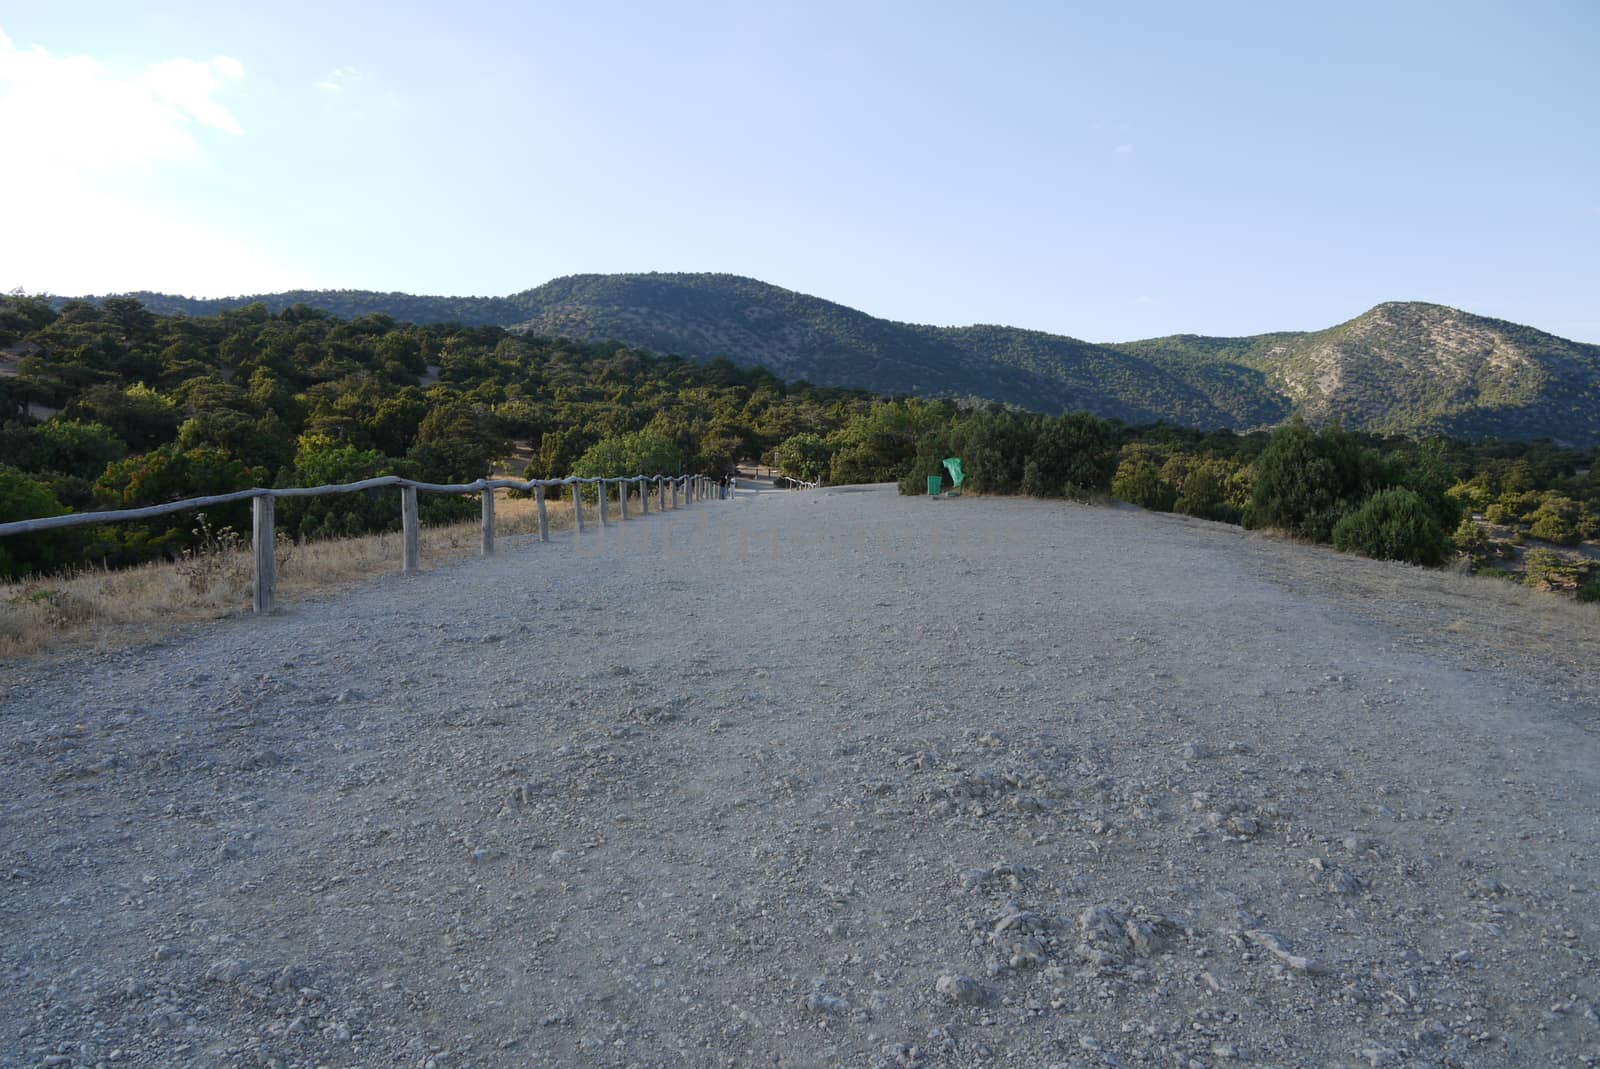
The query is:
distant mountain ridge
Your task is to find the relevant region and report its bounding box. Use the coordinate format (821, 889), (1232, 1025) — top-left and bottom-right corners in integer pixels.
(79, 273), (1600, 444)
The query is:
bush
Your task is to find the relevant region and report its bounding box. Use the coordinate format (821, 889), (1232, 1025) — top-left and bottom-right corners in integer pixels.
(1331, 488), (1449, 566)
(1021, 413), (1115, 499)
(771, 433), (832, 484)
(1111, 457), (1176, 511)
(92, 444), (267, 563)
(1251, 420), (1382, 541)
(1524, 548), (1587, 592)
(278, 435), (398, 541)
(896, 425), (955, 497)
(23, 419), (130, 480)
(1452, 515), (1488, 556)
(950, 410), (1039, 495)
(0, 466), (81, 579)
(1528, 494), (1583, 545)
(1577, 579), (1600, 603)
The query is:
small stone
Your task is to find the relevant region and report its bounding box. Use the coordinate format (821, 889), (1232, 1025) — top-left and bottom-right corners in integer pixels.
(1244, 929), (1326, 974)
(204, 958), (249, 984)
(1180, 740), (1212, 761)
(801, 991), (845, 1015)
(935, 974), (996, 1006)
(1329, 870), (1364, 895)
(153, 944), (183, 962)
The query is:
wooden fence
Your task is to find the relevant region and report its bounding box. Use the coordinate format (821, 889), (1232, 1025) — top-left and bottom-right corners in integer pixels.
(0, 473), (728, 614)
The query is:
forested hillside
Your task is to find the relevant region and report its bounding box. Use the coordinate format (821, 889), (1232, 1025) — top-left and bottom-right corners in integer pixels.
(0, 295), (887, 577)
(72, 274), (1600, 444)
(4, 294), (1595, 594)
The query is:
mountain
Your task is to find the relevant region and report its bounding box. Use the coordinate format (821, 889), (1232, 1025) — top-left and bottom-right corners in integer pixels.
(76, 274), (1600, 444)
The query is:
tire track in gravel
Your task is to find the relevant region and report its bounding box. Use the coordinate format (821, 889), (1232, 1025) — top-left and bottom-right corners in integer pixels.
(3, 484), (1598, 1069)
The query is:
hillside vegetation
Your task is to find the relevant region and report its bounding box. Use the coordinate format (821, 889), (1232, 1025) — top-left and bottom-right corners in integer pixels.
(0, 295), (886, 578)
(77, 273), (1600, 444)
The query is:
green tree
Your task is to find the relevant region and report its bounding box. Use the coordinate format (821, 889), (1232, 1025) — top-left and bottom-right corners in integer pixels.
(1020, 413), (1115, 499)
(1528, 494), (1584, 544)
(93, 444), (266, 561)
(1250, 420), (1382, 541)
(572, 430), (683, 478)
(63, 383), (182, 451)
(1111, 454), (1177, 511)
(771, 433), (832, 483)
(277, 435), (398, 541)
(1331, 488), (1449, 565)
(19, 419), (129, 480)
(0, 466), (80, 579)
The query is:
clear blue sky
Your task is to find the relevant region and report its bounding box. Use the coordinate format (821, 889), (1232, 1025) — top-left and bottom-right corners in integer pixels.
(2, 1), (1596, 342)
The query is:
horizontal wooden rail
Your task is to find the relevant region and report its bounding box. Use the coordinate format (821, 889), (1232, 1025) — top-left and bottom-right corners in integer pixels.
(0, 471), (724, 614)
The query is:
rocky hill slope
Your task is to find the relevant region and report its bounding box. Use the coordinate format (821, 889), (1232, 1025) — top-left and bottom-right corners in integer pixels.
(86, 274), (1600, 443)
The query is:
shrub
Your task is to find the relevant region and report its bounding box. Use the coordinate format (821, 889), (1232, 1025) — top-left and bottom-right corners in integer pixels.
(1524, 548), (1587, 592)
(771, 433), (832, 484)
(1331, 488), (1449, 566)
(1452, 515), (1488, 556)
(1401, 439), (1462, 532)
(1490, 489), (1542, 525)
(1169, 458), (1245, 523)
(896, 425), (956, 496)
(1577, 579), (1600, 604)
(1251, 420), (1381, 541)
(0, 466), (81, 579)
(950, 410), (1039, 495)
(278, 435), (398, 541)
(24, 419), (130, 480)
(1021, 413), (1115, 499)
(1528, 494), (1583, 545)
(1111, 457), (1176, 511)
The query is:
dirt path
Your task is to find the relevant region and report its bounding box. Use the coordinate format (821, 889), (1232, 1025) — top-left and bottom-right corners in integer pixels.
(3, 485), (1598, 1069)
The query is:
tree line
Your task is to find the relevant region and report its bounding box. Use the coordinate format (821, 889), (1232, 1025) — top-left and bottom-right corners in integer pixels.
(3, 295), (1596, 599)
(883, 405), (1598, 598)
(0, 296), (895, 578)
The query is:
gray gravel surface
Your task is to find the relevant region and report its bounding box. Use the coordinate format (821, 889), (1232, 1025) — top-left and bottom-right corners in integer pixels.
(3, 483), (1598, 1069)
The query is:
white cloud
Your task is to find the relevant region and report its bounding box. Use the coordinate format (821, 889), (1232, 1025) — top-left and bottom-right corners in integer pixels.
(0, 28), (243, 171)
(3, 172), (305, 297)
(0, 26), (296, 296)
(316, 65), (361, 93)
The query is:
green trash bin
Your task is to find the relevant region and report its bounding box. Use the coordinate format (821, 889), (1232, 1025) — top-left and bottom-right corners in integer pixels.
(927, 475), (943, 496)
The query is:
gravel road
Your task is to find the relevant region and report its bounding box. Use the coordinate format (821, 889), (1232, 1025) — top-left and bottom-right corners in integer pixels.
(3, 484), (1598, 1069)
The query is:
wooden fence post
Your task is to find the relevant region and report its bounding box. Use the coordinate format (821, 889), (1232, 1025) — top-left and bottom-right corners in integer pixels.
(480, 487), (495, 556)
(671, 478), (679, 509)
(252, 494), (275, 614)
(620, 479), (631, 520)
(401, 485), (419, 572)
(570, 481), (584, 532)
(535, 484), (549, 542)
(658, 477), (667, 512)
(598, 480), (610, 526)
(640, 477), (649, 514)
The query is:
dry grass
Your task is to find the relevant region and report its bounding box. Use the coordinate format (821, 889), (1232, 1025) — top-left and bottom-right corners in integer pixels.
(0, 489), (666, 665)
